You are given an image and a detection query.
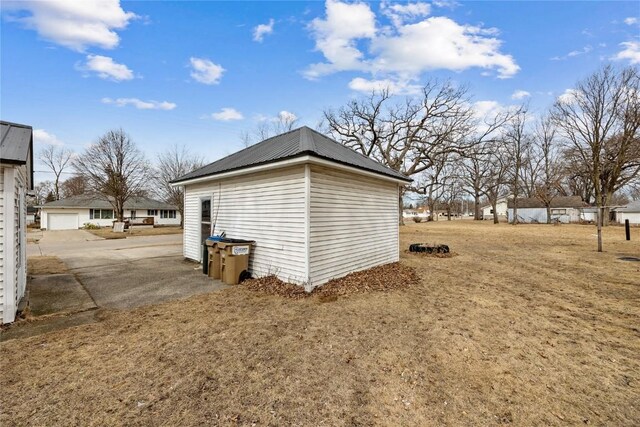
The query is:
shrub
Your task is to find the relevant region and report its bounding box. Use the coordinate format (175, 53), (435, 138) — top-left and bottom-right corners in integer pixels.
(412, 216), (423, 223)
(82, 222), (101, 230)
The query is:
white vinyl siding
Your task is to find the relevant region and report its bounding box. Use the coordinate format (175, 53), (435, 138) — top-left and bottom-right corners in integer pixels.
(0, 165), (4, 321)
(183, 166), (307, 283)
(308, 165), (399, 287)
(1, 164), (28, 324)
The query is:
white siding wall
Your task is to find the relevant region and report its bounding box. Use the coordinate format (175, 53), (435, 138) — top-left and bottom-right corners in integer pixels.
(308, 165), (399, 287)
(0, 165), (5, 321)
(1, 164), (28, 324)
(618, 212), (640, 225)
(183, 166), (307, 283)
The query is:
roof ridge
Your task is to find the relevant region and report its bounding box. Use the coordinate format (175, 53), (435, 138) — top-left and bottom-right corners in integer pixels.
(299, 126), (315, 152)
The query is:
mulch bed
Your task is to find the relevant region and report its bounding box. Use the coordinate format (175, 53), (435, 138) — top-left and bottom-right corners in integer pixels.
(243, 262), (420, 299)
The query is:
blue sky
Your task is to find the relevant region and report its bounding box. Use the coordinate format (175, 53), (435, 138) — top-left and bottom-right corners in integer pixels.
(1, 0), (639, 184)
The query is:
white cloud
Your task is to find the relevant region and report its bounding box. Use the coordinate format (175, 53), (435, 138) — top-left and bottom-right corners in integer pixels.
(189, 57), (225, 85)
(557, 88), (579, 104)
(551, 45), (592, 61)
(612, 40), (640, 65)
(211, 108), (244, 121)
(253, 18), (274, 42)
(101, 97), (176, 110)
(624, 17), (638, 25)
(511, 90), (530, 100)
(4, 0), (136, 51)
(381, 2), (431, 27)
(305, 1), (519, 82)
(33, 129), (64, 146)
(305, 0), (376, 79)
(79, 54), (134, 81)
(348, 77), (420, 95)
(277, 110), (297, 123)
(371, 17), (518, 79)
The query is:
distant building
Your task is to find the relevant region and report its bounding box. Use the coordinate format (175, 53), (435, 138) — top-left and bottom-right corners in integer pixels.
(40, 195), (181, 229)
(480, 196), (510, 219)
(507, 196), (585, 223)
(612, 200), (640, 225)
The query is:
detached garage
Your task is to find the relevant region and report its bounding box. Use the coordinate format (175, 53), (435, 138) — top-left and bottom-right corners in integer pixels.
(613, 200), (640, 225)
(172, 126), (411, 289)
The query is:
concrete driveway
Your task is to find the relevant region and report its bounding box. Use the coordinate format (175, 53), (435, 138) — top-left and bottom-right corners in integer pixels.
(28, 230), (226, 310)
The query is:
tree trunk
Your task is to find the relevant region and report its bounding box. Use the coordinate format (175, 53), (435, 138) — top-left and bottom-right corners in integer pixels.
(512, 196), (518, 225)
(492, 200), (499, 224)
(398, 190), (404, 226)
(546, 204), (551, 224)
(474, 194), (481, 220)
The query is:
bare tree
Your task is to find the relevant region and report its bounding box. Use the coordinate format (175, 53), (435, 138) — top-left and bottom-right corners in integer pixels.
(533, 116), (563, 223)
(323, 81), (475, 224)
(241, 111), (300, 147)
(33, 180), (55, 205)
(155, 145), (205, 228)
(553, 65), (640, 251)
(60, 175), (86, 198)
(460, 106), (521, 220)
(39, 145), (73, 200)
(73, 129), (151, 222)
(504, 107), (530, 224)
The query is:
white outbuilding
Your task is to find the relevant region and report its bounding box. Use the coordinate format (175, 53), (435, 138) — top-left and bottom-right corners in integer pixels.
(1, 121), (33, 324)
(613, 200), (640, 225)
(172, 126), (411, 288)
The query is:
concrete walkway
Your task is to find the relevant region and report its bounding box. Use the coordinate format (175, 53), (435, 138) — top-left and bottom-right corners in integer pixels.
(3, 232), (227, 341)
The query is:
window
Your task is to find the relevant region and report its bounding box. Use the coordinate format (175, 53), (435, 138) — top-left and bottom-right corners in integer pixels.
(551, 209), (567, 215)
(160, 209), (176, 219)
(147, 209), (158, 216)
(90, 209), (114, 219)
(130, 210), (136, 219)
(201, 199), (211, 222)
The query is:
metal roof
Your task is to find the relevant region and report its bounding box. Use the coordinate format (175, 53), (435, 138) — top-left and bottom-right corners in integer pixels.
(1, 120), (33, 165)
(41, 195), (177, 210)
(614, 200), (640, 213)
(507, 196), (585, 209)
(173, 126), (411, 183)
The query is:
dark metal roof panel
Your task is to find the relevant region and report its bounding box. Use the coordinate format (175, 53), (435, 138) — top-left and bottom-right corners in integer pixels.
(1, 121), (33, 164)
(173, 126), (410, 183)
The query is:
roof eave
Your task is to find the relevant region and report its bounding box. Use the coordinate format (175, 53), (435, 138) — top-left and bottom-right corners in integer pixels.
(171, 153), (411, 187)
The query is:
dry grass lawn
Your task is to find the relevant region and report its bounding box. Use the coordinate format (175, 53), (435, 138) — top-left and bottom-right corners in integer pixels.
(1, 221), (639, 426)
(86, 226), (183, 239)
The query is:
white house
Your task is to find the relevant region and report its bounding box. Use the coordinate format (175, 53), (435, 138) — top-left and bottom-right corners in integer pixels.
(481, 196), (509, 220)
(403, 207), (429, 220)
(613, 200), (640, 225)
(40, 196), (181, 230)
(172, 126), (411, 288)
(507, 196), (584, 223)
(1, 121), (33, 324)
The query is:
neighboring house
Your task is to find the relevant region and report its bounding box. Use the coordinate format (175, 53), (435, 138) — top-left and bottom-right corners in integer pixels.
(578, 207), (599, 223)
(481, 196), (510, 219)
(40, 195), (181, 230)
(612, 200), (640, 225)
(507, 196), (584, 224)
(403, 207), (429, 219)
(1, 121), (33, 324)
(172, 126), (411, 289)
(26, 206), (38, 225)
